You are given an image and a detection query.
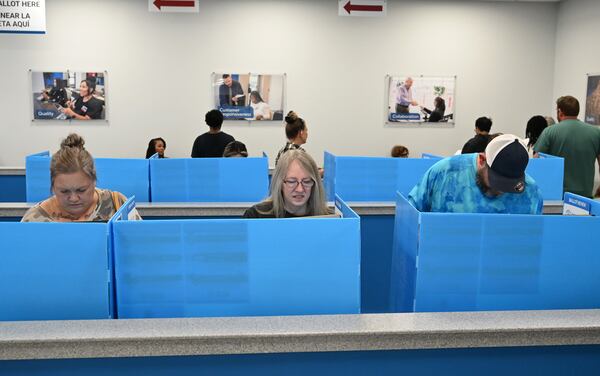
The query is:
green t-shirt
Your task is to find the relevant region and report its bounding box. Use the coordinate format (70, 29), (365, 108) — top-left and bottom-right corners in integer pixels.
(534, 119), (600, 198)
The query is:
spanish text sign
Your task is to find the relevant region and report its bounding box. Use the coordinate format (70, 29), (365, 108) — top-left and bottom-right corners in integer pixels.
(0, 0), (46, 34)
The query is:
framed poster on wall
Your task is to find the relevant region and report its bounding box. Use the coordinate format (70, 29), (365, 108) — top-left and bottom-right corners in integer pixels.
(30, 70), (107, 122)
(386, 75), (455, 127)
(585, 73), (600, 125)
(212, 73), (285, 121)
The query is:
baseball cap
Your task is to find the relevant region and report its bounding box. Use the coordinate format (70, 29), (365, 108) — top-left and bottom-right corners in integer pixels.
(484, 134), (529, 193)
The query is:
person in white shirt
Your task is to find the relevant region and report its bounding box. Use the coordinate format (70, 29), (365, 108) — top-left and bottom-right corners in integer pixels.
(250, 91), (272, 120)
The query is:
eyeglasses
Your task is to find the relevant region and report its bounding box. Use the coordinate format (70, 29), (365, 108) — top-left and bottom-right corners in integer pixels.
(283, 178), (315, 189)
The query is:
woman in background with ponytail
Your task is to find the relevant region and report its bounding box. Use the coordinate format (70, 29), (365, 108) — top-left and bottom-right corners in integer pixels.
(21, 134), (141, 222)
(275, 111), (309, 166)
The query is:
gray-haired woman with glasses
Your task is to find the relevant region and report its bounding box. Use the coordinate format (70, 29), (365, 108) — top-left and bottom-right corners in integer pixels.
(243, 150), (331, 218)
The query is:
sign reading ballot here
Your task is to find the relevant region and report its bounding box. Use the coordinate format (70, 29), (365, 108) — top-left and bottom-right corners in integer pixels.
(0, 0), (45, 34)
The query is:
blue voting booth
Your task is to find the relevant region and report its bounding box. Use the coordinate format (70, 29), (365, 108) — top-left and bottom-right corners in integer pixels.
(149, 156), (269, 202)
(0, 222), (112, 321)
(323, 152), (442, 201)
(526, 153), (564, 200)
(25, 152), (150, 202)
(391, 192), (600, 313)
(111, 196), (360, 318)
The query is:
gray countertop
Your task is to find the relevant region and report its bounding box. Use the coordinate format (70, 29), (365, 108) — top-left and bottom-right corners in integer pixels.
(1, 309), (600, 360)
(0, 201), (563, 217)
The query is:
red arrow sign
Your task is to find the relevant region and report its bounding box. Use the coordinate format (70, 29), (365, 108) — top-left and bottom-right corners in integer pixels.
(343, 1), (383, 14)
(153, 0), (195, 10)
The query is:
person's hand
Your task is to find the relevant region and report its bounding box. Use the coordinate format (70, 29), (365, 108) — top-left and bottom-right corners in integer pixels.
(411, 101), (418, 106)
(62, 107), (75, 117)
(231, 96), (238, 103)
(256, 115), (263, 120)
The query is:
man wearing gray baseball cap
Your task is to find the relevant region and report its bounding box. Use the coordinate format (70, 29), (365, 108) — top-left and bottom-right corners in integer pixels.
(409, 134), (543, 214)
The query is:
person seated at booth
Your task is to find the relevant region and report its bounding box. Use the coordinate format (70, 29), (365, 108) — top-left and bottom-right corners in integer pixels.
(191, 109), (235, 158)
(408, 134), (543, 214)
(391, 145), (409, 158)
(243, 150), (331, 218)
(462, 116), (493, 154)
(223, 141), (248, 158)
(145, 137), (167, 158)
(21, 134), (142, 222)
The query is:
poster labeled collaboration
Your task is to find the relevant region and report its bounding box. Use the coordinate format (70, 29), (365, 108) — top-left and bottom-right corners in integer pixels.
(386, 75), (455, 126)
(212, 73), (285, 121)
(31, 71), (107, 122)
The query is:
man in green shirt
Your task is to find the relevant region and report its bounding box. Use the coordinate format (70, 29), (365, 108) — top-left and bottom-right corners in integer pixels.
(534, 96), (600, 198)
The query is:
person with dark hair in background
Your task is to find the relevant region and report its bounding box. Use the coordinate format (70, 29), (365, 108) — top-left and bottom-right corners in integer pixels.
(535, 95), (600, 198)
(525, 115), (547, 157)
(249, 91), (272, 120)
(275, 111), (309, 166)
(21, 134), (141, 222)
(191, 109), (235, 158)
(421, 97), (446, 122)
(223, 141), (248, 158)
(462, 117), (493, 154)
(391, 145), (409, 158)
(219, 74), (245, 107)
(60, 79), (104, 120)
(146, 137), (167, 158)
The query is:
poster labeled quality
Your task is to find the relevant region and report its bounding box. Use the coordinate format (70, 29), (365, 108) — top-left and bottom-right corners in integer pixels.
(31, 71), (107, 121)
(386, 75), (455, 126)
(585, 74), (600, 125)
(212, 73), (285, 121)
(0, 0), (46, 34)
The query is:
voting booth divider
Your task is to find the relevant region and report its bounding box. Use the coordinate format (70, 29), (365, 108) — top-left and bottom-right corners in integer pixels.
(323, 152), (442, 201)
(25, 152), (151, 202)
(390, 192), (600, 313)
(0, 196), (360, 321)
(149, 156), (269, 202)
(25, 152), (270, 203)
(110, 195), (361, 319)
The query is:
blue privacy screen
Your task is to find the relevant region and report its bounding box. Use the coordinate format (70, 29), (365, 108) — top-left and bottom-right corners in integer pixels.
(391, 193), (600, 312)
(149, 157), (269, 202)
(112, 199), (360, 318)
(0, 222), (111, 321)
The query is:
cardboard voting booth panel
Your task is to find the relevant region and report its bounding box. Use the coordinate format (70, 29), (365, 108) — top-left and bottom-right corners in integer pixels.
(113, 197), (360, 318)
(391, 193), (600, 313)
(0, 222), (111, 321)
(150, 157), (269, 202)
(324, 152), (442, 201)
(25, 152), (150, 202)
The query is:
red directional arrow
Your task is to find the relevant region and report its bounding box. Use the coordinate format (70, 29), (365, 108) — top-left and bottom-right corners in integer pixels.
(154, 0), (195, 10)
(343, 1), (383, 14)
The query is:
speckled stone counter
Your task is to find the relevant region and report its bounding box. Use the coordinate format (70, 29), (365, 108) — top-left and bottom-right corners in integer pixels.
(0, 201), (565, 218)
(1, 310), (600, 361)
(0, 167), (25, 176)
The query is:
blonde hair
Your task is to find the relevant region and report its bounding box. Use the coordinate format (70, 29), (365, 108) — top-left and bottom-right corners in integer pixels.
(50, 133), (96, 188)
(259, 150), (330, 218)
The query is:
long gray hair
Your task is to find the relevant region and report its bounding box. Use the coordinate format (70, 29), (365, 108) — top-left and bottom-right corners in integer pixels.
(259, 149), (329, 218)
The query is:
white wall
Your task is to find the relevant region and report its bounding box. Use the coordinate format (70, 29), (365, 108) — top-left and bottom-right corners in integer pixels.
(0, 0), (558, 166)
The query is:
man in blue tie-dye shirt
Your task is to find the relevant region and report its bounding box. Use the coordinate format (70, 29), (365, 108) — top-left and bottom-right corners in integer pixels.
(409, 134), (543, 214)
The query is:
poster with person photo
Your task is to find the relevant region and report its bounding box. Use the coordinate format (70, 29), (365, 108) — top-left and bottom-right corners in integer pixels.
(212, 73), (285, 121)
(386, 75), (455, 126)
(585, 74), (600, 125)
(31, 71), (107, 122)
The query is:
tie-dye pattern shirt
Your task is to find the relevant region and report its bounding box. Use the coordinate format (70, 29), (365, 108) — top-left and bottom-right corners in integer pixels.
(408, 154), (543, 214)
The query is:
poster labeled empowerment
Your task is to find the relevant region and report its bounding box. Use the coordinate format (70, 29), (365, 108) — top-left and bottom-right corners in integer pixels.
(585, 74), (600, 125)
(31, 71), (107, 121)
(386, 75), (455, 126)
(212, 73), (285, 121)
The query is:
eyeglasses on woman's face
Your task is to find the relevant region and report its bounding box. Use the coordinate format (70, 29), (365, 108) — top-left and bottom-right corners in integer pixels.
(283, 178), (314, 190)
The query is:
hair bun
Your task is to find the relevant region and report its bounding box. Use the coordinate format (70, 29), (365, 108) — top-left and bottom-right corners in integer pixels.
(284, 111), (298, 124)
(61, 133), (85, 149)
